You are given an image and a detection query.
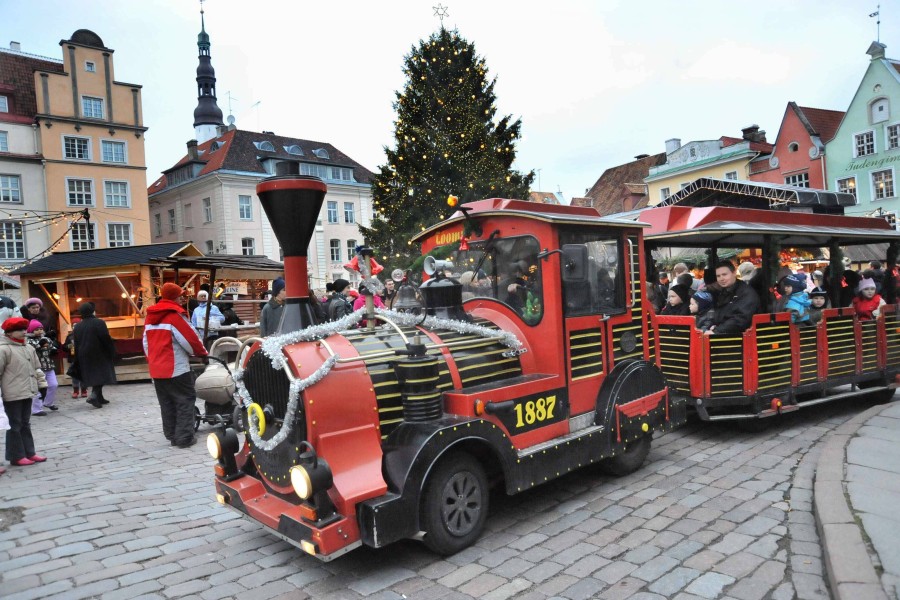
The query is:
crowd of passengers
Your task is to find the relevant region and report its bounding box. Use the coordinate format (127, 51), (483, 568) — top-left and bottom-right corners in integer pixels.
(650, 259), (891, 335)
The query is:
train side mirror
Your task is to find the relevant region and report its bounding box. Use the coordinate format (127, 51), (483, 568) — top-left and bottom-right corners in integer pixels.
(562, 244), (587, 282)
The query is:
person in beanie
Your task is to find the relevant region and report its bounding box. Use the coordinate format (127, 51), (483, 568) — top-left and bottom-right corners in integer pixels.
(778, 274), (811, 324)
(144, 283), (208, 448)
(853, 277), (886, 321)
(259, 277), (286, 336)
(690, 290), (716, 332)
(1, 317), (48, 466)
(327, 279), (353, 321)
(73, 302), (117, 408)
(19, 297), (54, 339)
(27, 320), (58, 415)
(661, 283), (691, 316)
(191, 290), (225, 348)
(808, 286), (830, 324)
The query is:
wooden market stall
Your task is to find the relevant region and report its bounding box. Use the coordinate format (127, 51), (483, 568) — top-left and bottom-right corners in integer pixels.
(10, 243), (284, 382)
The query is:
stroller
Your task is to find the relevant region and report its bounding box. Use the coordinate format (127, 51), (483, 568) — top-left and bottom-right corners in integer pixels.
(192, 336), (242, 431)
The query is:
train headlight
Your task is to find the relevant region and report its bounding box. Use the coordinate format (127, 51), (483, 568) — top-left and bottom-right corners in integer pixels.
(207, 433), (222, 459)
(290, 465), (313, 500)
(290, 449), (334, 502)
(208, 428), (241, 480)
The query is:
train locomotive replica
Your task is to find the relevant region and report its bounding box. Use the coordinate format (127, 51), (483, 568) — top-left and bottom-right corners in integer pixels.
(208, 170), (684, 560)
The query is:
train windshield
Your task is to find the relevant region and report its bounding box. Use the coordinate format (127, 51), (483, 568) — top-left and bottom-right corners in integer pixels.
(455, 235), (544, 325)
(558, 231), (625, 317)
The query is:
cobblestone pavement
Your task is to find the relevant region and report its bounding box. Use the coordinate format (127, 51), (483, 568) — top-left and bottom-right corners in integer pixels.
(0, 382), (889, 600)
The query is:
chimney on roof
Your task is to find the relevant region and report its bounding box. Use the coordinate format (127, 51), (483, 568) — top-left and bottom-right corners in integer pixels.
(665, 138), (681, 154)
(262, 131), (274, 135)
(741, 124), (767, 143)
(10, 41), (20, 51)
(187, 139), (199, 160)
(634, 153), (650, 160)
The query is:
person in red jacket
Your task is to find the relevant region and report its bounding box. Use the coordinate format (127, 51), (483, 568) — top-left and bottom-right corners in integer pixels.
(143, 283), (208, 448)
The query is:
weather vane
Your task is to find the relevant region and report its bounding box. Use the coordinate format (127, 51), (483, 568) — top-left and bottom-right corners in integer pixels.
(433, 3), (449, 25)
(870, 4), (881, 43)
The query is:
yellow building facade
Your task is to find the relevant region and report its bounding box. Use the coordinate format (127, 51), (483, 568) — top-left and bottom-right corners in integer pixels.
(33, 30), (149, 250)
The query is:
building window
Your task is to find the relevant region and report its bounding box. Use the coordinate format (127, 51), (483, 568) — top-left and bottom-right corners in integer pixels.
(285, 144), (303, 155)
(344, 202), (355, 224)
(0, 221), (24, 260)
(184, 203), (193, 228)
(346, 239), (357, 261)
(871, 98), (890, 124)
(202, 197), (212, 223)
(0, 175), (21, 203)
(873, 169), (895, 200)
(313, 148), (330, 159)
(785, 172), (809, 188)
(107, 223), (132, 247)
(659, 187), (670, 201)
(0, 131), (7, 152)
(205, 240), (214, 254)
(70, 222), (97, 250)
(327, 201), (338, 223)
(81, 96), (104, 119)
(837, 177), (857, 202)
(680, 182), (690, 190)
(788, 142), (799, 153)
(63, 136), (91, 160)
(725, 171), (738, 180)
(153, 213), (162, 237)
(66, 178), (93, 206)
(238, 195), (252, 220)
(241, 237), (255, 255)
(101, 140), (126, 163)
(85, 61), (95, 72)
(168, 208), (176, 233)
(888, 124), (900, 150)
(0, 96), (8, 113)
(103, 181), (129, 207)
(855, 131), (875, 157)
(329, 239), (341, 261)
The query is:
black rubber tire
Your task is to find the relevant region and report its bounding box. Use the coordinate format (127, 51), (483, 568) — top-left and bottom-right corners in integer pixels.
(421, 452), (489, 555)
(194, 406), (201, 432)
(600, 434), (651, 476)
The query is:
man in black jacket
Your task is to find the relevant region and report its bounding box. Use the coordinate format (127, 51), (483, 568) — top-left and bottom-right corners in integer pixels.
(705, 260), (760, 336)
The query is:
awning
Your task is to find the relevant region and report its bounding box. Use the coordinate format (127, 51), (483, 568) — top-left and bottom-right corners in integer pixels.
(158, 255), (284, 280)
(658, 178), (856, 210)
(646, 221), (900, 247)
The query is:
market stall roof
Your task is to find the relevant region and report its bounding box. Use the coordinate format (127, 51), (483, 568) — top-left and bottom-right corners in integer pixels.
(641, 205), (900, 247)
(10, 242), (201, 276)
(159, 254), (284, 280)
(657, 177), (856, 210)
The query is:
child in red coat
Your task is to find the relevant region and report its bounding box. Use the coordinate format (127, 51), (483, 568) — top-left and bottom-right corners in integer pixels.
(852, 278), (886, 321)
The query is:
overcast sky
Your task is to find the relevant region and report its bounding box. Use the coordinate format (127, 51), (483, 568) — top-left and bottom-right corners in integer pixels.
(4, 0), (897, 201)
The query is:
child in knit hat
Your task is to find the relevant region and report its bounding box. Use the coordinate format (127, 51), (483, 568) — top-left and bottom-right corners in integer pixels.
(808, 286), (829, 325)
(778, 274), (811, 324)
(661, 284), (692, 316)
(690, 290), (716, 332)
(26, 320), (58, 415)
(1, 317), (48, 466)
(852, 278), (885, 321)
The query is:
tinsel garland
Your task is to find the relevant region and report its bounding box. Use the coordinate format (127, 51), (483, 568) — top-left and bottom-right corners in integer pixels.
(233, 307), (526, 451)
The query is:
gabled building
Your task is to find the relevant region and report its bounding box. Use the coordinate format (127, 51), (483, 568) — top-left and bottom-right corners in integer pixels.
(527, 191), (564, 205)
(577, 153), (666, 216)
(148, 129), (375, 288)
(750, 102), (844, 190)
(825, 42), (900, 219)
(644, 127), (774, 206)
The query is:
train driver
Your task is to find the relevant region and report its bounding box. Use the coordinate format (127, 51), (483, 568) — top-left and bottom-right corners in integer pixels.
(704, 260), (760, 336)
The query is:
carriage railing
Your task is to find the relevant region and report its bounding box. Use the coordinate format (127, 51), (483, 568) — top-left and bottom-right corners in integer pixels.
(653, 304), (900, 403)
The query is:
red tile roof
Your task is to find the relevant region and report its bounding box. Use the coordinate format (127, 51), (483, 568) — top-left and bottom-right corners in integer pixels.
(149, 128), (375, 195)
(528, 191), (561, 204)
(582, 153), (666, 216)
(719, 136), (773, 154)
(0, 49), (64, 119)
(796, 105), (845, 143)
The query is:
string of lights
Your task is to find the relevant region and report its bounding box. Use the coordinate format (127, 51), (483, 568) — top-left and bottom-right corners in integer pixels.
(0, 211), (85, 275)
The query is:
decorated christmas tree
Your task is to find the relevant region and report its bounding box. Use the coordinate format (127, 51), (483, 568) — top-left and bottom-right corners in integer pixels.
(361, 27), (534, 272)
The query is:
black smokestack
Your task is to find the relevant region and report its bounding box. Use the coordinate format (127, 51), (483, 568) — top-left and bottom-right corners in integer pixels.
(256, 170), (327, 334)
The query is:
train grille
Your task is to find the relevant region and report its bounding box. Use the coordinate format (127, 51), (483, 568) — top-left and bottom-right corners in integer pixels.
(886, 311), (900, 368)
(655, 323), (692, 394)
(709, 334), (744, 396)
(860, 320), (879, 373)
(826, 315), (856, 377)
(797, 326), (819, 385)
(755, 322), (792, 391)
(613, 234), (645, 363)
(243, 348), (294, 420)
(569, 328), (603, 381)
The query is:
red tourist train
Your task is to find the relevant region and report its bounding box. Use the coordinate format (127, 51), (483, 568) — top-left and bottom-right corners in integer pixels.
(207, 172), (900, 560)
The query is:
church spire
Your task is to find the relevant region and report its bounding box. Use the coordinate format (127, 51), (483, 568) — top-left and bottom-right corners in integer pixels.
(193, 0), (223, 144)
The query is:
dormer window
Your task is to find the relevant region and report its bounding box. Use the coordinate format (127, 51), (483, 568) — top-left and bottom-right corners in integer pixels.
(85, 61), (96, 72)
(313, 148), (330, 159)
(254, 141), (275, 152)
(208, 141), (222, 154)
(285, 144), (304, 156)
(0, 95), (8, 113)
(871, 98), (890, 124)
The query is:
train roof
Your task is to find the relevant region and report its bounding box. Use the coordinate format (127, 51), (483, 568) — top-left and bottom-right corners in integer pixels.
(641, 205), (900, 247)
(413, 198), (645, 243)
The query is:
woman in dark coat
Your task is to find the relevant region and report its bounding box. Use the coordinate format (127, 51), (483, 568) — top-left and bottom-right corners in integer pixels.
(73, 302), (116, 408)
(20, 298), (54, 339)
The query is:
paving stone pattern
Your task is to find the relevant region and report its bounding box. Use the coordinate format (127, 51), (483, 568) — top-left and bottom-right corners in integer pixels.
(0, 382), (882, 599)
